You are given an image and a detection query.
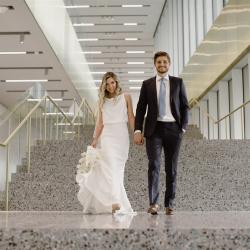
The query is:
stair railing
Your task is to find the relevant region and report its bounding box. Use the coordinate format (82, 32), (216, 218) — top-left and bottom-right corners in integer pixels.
(0, 95), (78, 211)
(192, 99), (217, 139)
(215, 99), (250, 139)
(192, 98), (250, 139)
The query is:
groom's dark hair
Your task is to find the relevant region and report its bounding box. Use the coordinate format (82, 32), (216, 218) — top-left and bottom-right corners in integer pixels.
(154, 51), (171, 64)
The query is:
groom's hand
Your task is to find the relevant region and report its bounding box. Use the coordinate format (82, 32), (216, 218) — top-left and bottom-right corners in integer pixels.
(134, 132), (144, 145)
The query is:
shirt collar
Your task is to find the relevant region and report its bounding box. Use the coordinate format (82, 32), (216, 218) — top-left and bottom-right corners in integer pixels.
(156, 74), (169, 82)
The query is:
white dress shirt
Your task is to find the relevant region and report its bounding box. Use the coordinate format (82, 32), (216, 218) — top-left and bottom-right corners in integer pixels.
(156, 74), (175, 122)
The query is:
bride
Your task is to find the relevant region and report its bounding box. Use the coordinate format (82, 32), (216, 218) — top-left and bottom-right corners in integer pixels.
(77, 72), (135, 214)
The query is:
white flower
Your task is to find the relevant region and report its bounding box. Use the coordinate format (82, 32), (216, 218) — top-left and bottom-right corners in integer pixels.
(76, 146), (101, 175)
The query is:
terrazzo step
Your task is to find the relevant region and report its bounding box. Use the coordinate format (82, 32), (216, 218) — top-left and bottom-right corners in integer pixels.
(7, 127), (250, 211)
(9, 180), (81, 211)
(0, 212), (249, 250)
(0, 192), (4, 210)
(11, 168), (76, 183)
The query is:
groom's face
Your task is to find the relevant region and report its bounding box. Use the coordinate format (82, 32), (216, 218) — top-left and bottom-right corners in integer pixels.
(155, 56), (170, 75)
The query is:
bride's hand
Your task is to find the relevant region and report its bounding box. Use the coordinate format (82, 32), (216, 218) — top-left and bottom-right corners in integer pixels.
(91, 138), (98, 148)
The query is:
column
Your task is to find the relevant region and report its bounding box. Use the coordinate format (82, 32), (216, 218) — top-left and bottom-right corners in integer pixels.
(168, 0), (174, 76)
(212, 0), (223, 20)
(200, 100), (209, 139)
(183, 0), (190, 65)
(189, 0), (196, 56)
(177, 0), (184, 74)
(204, 0), (213, 33)
(244, 55), (250, 138)
(218, 81), (230, 139)
(230, 69), (244, 139)
(196, 0), (204, 45)
(208, 91), (219, 139)
(173, 0), (179, 75)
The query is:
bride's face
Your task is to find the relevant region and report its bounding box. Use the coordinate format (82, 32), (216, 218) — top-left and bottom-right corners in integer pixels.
(106, 77), (117, 94)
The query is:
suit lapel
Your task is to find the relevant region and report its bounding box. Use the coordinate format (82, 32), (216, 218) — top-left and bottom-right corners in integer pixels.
(151, 76), (158, 107)
(169, 75), (174, 95)
(169, 75), (174, 103)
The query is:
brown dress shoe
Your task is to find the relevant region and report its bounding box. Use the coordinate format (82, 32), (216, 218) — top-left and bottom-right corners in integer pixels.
(165, 207), (173, 215)
(147, 204), (159, 215)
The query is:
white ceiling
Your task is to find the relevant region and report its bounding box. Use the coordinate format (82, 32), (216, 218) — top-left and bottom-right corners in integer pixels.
(63, 0), (165, 89)
(0, 0), (81, 110)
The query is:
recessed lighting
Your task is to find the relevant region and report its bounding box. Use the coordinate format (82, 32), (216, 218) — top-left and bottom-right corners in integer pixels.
(77, 87), (99, 90)
(64, 5), (90, 8)
(85, 79), (102, 83)
(3, 79), (48, 83)
(28, 98), (63, 102)
(129, 80), (143, 82)
(122, 5), (143, 7)
(125, 38), (138, 41)
(129, 87), (141, 90)
(81, 62), (104, 65)
(128, 71), (144, 74)
(127, 62), (145, 65)
(0, 6), (12, 14)
(0, 51), (26, 55)
(89, 72), (105, 74)
(126, 51), (145, 54)
(78, 38), (98, 41)
(73, 23), (95, 27)
(124, 23), (137, 26)
(81, 51), (102, 54)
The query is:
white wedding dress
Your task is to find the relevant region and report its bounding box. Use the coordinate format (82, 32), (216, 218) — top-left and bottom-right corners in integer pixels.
(76, 93), (134, 214)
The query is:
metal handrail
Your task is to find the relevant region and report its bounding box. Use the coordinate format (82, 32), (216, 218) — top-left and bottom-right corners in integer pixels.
(47, 96), (73, 126)
(72, 97), (95, 125)
(0, 93), (31, 127)
(192, 98), (250, 139)
(192, 98), (217, 122)
(0, 95), (75, 211)
(215, 99), (250, 124)
(0, 99), (43, 147)
(72, 98), (85, 124)
(0, 96), (73, 147)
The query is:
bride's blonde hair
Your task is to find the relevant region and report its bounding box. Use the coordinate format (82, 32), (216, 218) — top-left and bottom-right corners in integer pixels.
(98, 72), (122, 109)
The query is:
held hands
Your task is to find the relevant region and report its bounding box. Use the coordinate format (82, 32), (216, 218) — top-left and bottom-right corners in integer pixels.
(134, 132), (144, 145)
(91, 138), (98, 148)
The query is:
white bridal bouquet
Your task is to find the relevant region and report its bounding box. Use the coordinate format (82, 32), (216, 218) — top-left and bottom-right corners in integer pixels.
(77, 146), (101, 174)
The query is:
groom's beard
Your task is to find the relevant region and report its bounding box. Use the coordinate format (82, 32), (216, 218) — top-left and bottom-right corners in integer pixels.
(156, 69), (168, 75)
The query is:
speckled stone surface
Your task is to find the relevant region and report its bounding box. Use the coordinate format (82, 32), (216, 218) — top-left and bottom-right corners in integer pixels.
(1, 228), (249, 250)
(7, 125), (250, 211)
(0, 211), (249, 250)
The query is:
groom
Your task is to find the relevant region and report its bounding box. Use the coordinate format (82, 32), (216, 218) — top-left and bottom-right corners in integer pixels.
(134, 51), (189, 215)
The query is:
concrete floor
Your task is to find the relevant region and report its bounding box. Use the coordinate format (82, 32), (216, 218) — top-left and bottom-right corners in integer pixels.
(1, 211), (250, 229)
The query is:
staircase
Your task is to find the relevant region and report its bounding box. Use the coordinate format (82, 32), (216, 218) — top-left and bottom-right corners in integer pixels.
(7, 125), (250, 211)
(1, 125), (250, 249)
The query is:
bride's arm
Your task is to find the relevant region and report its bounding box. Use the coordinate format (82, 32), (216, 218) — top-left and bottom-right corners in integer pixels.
(91, 108), (104, 147)
(125, 93), (135, 132)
